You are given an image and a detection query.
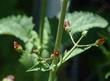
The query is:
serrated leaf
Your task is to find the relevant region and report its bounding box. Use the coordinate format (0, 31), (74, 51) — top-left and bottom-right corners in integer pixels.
(63, 46), (91, 63)
(19, 53), (39, 68)
(41, 18), (54, 57)
(25, 42), (33, 53)
(25, 30), (40, 53)
(43, 18), (51, 45)
(66, 11), (108, 35)
(27, 61), (50, 72)
(0, 15), (34, 42)
(30, 31), (40, 48)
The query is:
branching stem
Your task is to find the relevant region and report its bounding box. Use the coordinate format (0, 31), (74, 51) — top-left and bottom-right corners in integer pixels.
(69, 32), (76, 45)
(63, 34), (85, 62)
(48, 0), (68, 81)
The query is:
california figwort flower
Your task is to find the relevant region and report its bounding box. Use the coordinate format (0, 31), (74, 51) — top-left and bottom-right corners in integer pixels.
(95, 38), (105, 46)
(51, 51), (60, 58)
(64, 20), (71, 32)
(13, 41), (23, 52)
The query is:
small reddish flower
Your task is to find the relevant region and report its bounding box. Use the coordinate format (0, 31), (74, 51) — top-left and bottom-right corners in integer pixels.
(95, 38), (105, 46)
(51, 51), (60, 57)
(13, 41), (23, 52)
(64, 20), (70, 28)
(64, 20), (71, 32)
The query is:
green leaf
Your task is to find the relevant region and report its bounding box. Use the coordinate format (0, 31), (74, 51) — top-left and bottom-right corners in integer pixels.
(43, 18), (51, 45)
(66, 11), (108, 35)
(0, 15), (41, 54)
(0, 15), (34, 42)
(63, 46), (91, 63)
(41, 18), (54, 58)
(25, 30), (40, 53)
(25, 42), (33, 53)
(27, 61), (50, 72)
(19, 53), (39, 68)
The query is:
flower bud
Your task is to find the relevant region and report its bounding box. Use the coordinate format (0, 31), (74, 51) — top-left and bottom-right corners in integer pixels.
(13, 41), (23, 52)
(64, 20), (71, 32)
(82, 30), (88, 36)
(95, 38), (105, 46)
(51, 51), (60, 58)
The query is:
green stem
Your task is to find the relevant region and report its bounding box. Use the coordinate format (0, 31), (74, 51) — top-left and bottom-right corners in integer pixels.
(69, 32), (75, 45)
(48, 0), (68, 81)
(62, 34), (85, 62)
(77, 43), (95, 47)
(54, 0), (68, 51)
(39, 0), (47, 54)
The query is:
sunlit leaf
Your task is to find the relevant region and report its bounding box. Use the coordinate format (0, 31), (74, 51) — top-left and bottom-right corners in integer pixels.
(41, 18), (54, 58)
(0, 15), (35, 42)
(19, 53), (39, 68)
(66, 11), (108, 35)
(63, 46), (91, 63)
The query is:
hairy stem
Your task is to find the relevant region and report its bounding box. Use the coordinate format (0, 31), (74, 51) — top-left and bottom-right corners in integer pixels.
(48, 0), (68, 81)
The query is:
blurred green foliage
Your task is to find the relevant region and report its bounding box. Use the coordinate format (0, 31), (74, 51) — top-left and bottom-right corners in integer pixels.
(0, 0), (33, 81)
(0, 0), (110, 81)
